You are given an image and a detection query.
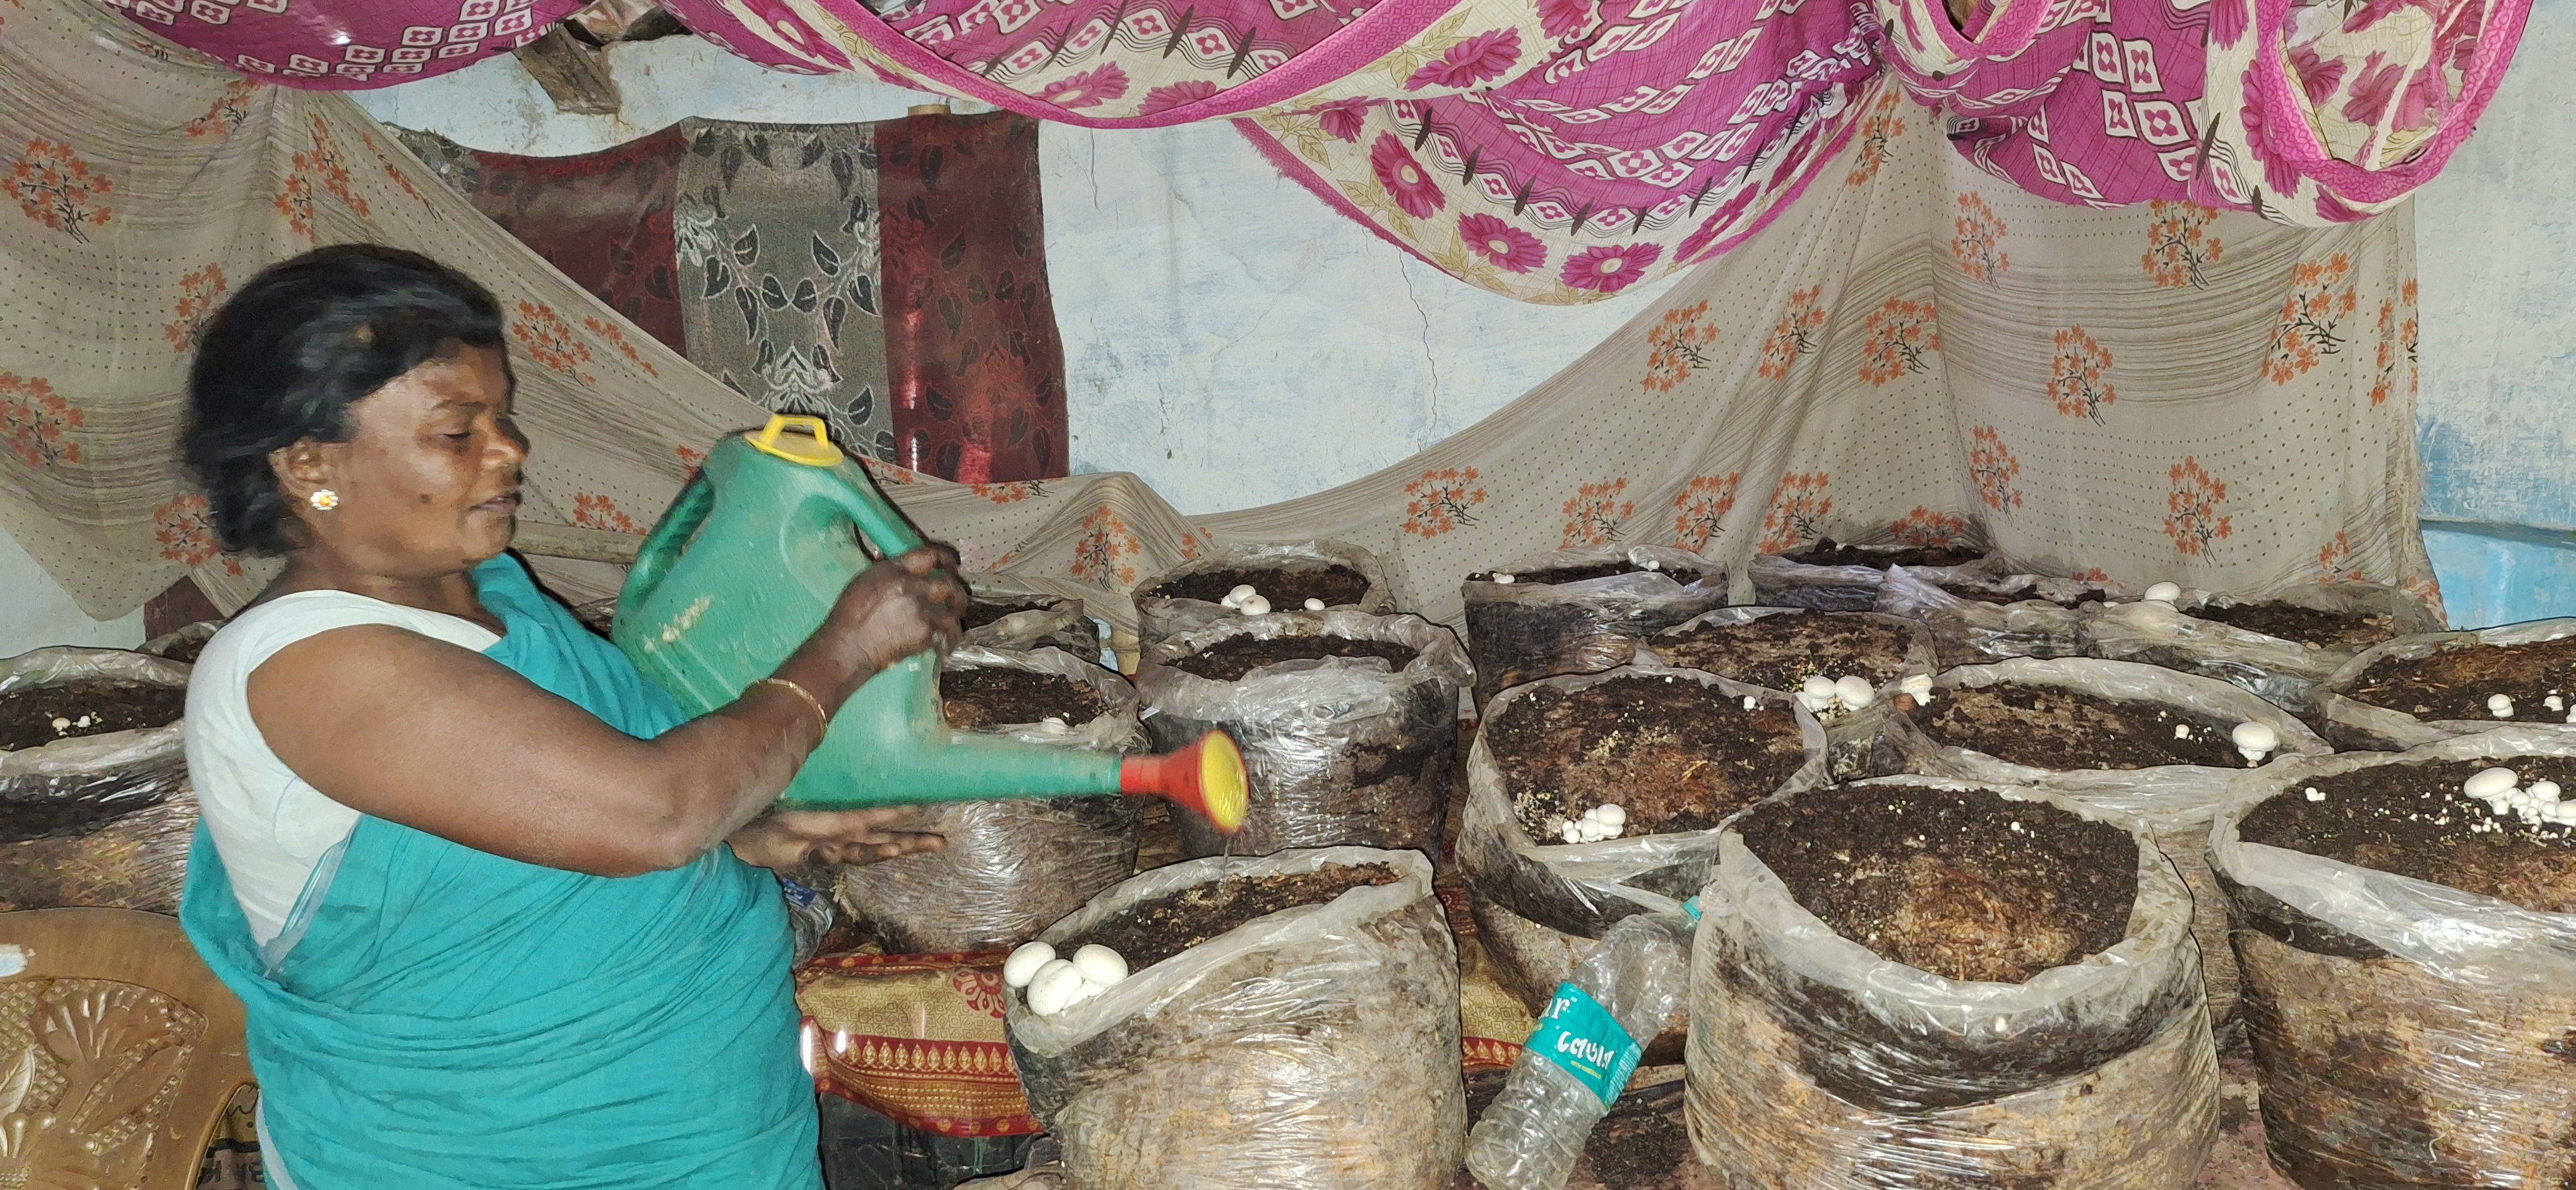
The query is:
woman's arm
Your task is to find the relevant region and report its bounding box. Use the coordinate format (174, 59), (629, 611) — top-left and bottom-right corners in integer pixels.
(247, 549), (966, 877)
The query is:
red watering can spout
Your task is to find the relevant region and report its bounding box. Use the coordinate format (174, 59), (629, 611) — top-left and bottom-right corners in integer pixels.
(1120, 731), (1249, 834)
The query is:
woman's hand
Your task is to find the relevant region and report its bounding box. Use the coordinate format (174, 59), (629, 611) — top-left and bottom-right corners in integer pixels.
(778, 546), (970, 706)
(727, 807), (947, 872)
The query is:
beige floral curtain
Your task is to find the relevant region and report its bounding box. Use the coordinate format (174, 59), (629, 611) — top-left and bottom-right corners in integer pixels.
(0, 0), (2430, 630)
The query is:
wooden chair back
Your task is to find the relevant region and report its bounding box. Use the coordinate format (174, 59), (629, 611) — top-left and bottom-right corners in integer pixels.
(0, 908), (252, 1190)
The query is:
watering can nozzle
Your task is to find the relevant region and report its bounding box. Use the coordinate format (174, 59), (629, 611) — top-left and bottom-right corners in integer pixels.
(1119, 731), (1249, 834)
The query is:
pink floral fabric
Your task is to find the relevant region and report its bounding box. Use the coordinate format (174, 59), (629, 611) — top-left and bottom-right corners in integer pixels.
(108, 0), (584, 87)
(1875, 0), (2529, 225)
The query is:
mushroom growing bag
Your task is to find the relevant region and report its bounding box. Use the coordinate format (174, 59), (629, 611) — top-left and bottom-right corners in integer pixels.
(2208, 730), (2576, 1189)
(1636, 607), (1938, 781)
(0, 647), (194, 913)
(2078, 582), (2440, 716)
(2315, 619), (2576, 751)
(1685, 778), (2217, 1189)
(832, 646), (1143, 953)
(1136, 610), (1470, 860)
(1132, 540), (1394, 650)
(1006, 846), (1464, 1190)
(965, 574), (1109, 660)
(1880, 657), (2330, 1028)
(1746, 546), (1991, 613)
(1873, 565), (2123, 668)
(1458, 665), (1827, 1002)
(1460, 546), (1722, 715)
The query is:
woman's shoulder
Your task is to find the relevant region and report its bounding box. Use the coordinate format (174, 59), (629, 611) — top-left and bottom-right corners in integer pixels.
(201, 588), (501, 681)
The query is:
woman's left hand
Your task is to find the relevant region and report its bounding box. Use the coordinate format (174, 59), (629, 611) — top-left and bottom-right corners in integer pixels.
(726, 807), (946, 871)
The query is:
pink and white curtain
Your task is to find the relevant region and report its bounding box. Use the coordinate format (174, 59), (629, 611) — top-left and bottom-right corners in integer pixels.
(108, 0), (2527, 299)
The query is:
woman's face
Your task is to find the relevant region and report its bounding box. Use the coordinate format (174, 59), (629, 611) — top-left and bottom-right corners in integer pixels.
(274, 344), (528, 578)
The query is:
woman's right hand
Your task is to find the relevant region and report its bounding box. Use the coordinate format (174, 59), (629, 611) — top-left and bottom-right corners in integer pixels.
(786, 546), (969, 705)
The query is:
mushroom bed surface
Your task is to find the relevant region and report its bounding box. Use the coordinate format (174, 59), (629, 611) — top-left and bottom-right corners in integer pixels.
(2238, 759), (2576, 913)
(1058, 863), (1402, 972)
(1736, 785), (2138, 984)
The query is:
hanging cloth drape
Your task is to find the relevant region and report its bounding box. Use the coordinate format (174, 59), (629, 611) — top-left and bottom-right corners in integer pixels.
(6, 0), (2434, 630)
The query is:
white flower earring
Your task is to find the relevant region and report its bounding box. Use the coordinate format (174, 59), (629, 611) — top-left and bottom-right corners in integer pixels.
(309, 490), (340, 511)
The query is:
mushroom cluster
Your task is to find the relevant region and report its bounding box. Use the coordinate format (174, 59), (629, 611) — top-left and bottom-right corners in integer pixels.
(2460, 766), (2576, 829)
(1552, 803), (1626, 844)
(1005, 940), (1132, 1016)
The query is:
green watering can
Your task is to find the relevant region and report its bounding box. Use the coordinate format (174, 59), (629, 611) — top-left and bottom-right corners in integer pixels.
(612, 415), (1246, 832)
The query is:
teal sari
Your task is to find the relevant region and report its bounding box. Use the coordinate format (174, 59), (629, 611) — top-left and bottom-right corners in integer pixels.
(181, 555), (821, 1189)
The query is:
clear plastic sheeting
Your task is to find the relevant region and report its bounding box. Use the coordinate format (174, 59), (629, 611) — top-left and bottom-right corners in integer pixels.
(1638, 606), (1938, 781)
(1458, 665), (1827, 965)
(1, 647), (192, 838)
(1131, 540), (1394, 650)
(1007, 847), (1463, 1190)
(2315, 618), (2576, 751)
(1460, 546), (1722, 715)
(1685, 776), (2217, 1189)
(0, 647), (194, 913)
(1881, 656), (2331, 1028)
(964, 573), (1108, 660)
(2209, 730), (2576, 1188)
(1465, 911), (1694, 1190)
(831, 646), (1143, 953)
(1136, 610), (1470, 860)
(1746, 546), (1992, 614)
(1874, 565), (2126, 668)
(138, 620), (219, 664)
(2078, 582), (2441, 716)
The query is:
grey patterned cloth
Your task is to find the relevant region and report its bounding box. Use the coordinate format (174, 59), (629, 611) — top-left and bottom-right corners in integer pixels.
(674, 119), (895, 462)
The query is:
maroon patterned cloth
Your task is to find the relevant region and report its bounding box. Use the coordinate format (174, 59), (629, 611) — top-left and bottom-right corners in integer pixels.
(875, 114), (1067, 483)
(393, 126), (688, 353)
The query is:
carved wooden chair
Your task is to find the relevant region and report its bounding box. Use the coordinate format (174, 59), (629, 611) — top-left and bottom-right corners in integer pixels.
(0, 908), (253, 1190)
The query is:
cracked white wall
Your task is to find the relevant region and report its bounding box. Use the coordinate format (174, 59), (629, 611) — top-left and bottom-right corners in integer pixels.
(350, 39), (1677, 516)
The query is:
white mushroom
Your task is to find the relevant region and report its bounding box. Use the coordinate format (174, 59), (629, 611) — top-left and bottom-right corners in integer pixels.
(2305, 787), (2326, 802)
(1221, 584), (1259, 609)
(2231, 721), (2280, 765)
(2464, 767), (2520, 801)
(1741, 695), (1760, 711)
(2173, 724), (2193, 740)
(49, 718), (69, 732)
(1237, 594), (1272, 616)
(2549, 695), (2567, 713)
(1026, 961), (1088, 1016)
(2143, 582), (2183, 603)
(1595, 804), (1626, 827)
(2488, 694), (2516, 719)
(1834, 675), (1876, 710)
(2530, 780), (2563, 804)
(1003, 941), (1058, 989)
(1304, 598), (1327, 611)
(1898, 675), (1935, 706)
(1071, 944), (1129, 988)
(1491, 573), (1517, 584)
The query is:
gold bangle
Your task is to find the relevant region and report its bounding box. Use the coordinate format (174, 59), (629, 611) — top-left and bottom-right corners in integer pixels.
(753, 676), (831, 739)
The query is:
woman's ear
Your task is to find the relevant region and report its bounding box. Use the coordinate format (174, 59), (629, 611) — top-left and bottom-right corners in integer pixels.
(269, 440), (337, 507)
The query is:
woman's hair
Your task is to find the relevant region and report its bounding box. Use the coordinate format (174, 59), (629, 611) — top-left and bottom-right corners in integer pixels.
(182, 244), (506, 555)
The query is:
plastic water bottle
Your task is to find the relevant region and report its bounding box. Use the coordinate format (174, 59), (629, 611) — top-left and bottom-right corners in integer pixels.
(1464, 911), (1694, 1190)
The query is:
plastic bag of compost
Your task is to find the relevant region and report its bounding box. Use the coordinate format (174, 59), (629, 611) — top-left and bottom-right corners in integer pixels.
(1880, 657), (2330, 1030)
(1136, 610), (1469, 860)
(2313, 618), (2576, 752)
(831, 646), (1143, 953)
(1457, 665), (1827, 1002)
(1873, 565), (2125, 668)
(2208, 729), (2576, 1189)
(965, 573), (1109, 660)
(0, 647), (195, 912)
(1460, 546), (1722, 716)
(1636, 606), (1937, 781)
(139, 620), (220, 666)
(1, 647), (192, 839)
(1006, 846), (1463, 1190)
(1465, 911), (1695, 1190)
(1685, 776), (2217, 1189)
(1746, 540), (1993, 613)
(1132, 540), (1394, 651)
(2079, 582), (2440, 717)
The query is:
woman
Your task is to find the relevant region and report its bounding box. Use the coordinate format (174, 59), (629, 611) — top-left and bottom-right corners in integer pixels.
(177, 244), (962, 1189)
